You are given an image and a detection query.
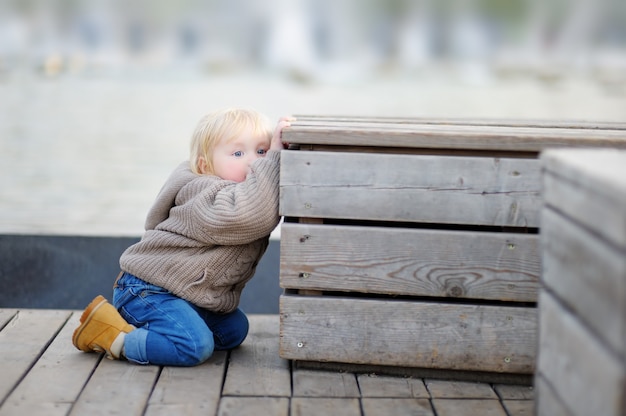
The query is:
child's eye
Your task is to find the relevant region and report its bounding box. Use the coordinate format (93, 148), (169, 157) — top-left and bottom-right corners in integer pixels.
(233, 151), (243, 157)
(257, 149), (267, 155)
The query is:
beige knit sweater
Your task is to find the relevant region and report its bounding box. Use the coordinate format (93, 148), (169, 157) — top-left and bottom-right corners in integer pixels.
(119, 151), (281, 313)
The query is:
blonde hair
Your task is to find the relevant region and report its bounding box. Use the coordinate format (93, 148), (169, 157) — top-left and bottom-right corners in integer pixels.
(189, 108), (273, 175)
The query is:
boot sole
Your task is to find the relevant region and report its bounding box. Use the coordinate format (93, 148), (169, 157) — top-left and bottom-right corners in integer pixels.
(72, 295), (108, 349)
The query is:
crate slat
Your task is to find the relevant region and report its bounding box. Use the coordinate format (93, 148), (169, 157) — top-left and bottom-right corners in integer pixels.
(280, 223), (539, 302)
(541, 208), (625, 357)
(279, 295), (536, 374)
(283, 121), (626, 151)
(542, 149), (626, 247)
(536, 292), (623, 416)
(280, 151), (541, 227)
(291, 115), (626, 131)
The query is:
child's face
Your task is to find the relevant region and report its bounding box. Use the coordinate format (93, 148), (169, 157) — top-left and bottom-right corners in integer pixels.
(211, 128), (271, 182)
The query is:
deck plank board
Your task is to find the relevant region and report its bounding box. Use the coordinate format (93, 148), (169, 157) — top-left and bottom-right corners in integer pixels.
(357, 374), (429, 398)
(0, 309), (529, 416)
(0, 310), (17, 329)
(292, 368), (360, 398)
(222, 315), (291, 397)
(70, 357), (160, 415)
(431, 399), (508, 416)
(0, 309), (71, 407)
(291, 398), (361, 416)
(361, 398), (434, 416)
(0, 312), (99, 416)
(144, 351), (227, 416)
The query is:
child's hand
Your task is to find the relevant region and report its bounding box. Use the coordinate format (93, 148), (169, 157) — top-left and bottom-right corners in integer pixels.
(271, 116), (296, 151)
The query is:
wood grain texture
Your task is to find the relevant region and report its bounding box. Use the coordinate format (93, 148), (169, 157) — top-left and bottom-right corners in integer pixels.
(217, 397), (289, 416)
(144, 351), (227, 416)
(361, 398), (434, 416)
(280, 223), (540, 302)
(357, 373), (429, 398)
(292, 369), (360, 398)
(70, 358), (160, 415)
(279, 295), (536, 374)
(425, 379), (498, 399)
(291, 398), (362, 416)
(0, 309), (72, 407)
(292, 115), (626, 131)
(283, 118), (626, 152)
(222, 315), (291, 397)
(542, 149), (626, 247)
(280, 151), (541, 227)
(541, 208), (625, 358)
(0, 312), (98, 416)
(536, 292), (624, 416)
(431, 399), (507, 416)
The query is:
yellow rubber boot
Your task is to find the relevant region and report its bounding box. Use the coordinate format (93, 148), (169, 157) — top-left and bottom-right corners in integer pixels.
(72, 295), (134, 359)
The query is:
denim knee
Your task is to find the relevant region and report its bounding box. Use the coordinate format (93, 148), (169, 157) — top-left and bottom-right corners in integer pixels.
(178, 328), (215, 366)
(213, 309), (249, 350)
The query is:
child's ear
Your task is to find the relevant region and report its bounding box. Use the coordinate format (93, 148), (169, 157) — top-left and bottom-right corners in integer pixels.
(197, 157), (209, 175)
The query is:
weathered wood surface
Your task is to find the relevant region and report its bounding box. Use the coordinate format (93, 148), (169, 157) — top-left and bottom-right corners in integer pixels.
(541, 148), (626, 358)
(283, 116), (626, 152)
(0, 310), (533, 416)
(280, 151), (541, 227)
(279, 295), (537, 374)
(541, 208), (625, 357)
(537, 148), (626, 416)
(280, 222), (540, 302)
(536, 292), (624, 416)
(292, 115), (626, 130)
(542, 148), (626, 247)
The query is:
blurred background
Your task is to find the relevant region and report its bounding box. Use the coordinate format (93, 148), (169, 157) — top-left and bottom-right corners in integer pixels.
(1, 0), (626, 87)
(1, 0), (625, 310)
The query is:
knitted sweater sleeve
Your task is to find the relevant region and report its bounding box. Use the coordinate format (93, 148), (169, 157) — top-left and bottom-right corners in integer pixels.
(175, 151), (281, 245)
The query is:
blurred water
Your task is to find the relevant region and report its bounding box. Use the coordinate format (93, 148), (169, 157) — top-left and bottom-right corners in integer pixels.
(0, 0), (625, 237)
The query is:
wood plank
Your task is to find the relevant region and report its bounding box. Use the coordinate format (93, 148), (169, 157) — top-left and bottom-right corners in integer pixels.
(292, 115), (626, 131)
(69, 359), (160, 415)
(357, 374), (429, 398)
(493, 384), (534, 400)
(541, 208), (625, 358)
(425, 379), (498, 399)
(361, 398), (434, 416)
(144, 351), (227, 416)
(292, 369), (360, 398)
(294, 360), (532, 385)
(217, 397), (289, 416)
(280, 151), (541, 227)
(291, 398), (361, 416)
(542, 149), (626, 247)
(0, 309), (72, 405)
(431, 399), (507, 416)
(280, 295), (537, 374)
(534, 375), (570, 416)
(280, 223), (540, 302)
(222, 315), (291, 397)
(536, 291), (624, 416)
(0, 312), (100, 416)
(502, 400), (534, 416)
(283, 122), (626, 152)
(0, 309), (17, 329)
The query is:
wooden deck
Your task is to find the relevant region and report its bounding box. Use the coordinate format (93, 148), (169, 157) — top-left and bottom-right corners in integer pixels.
(0, 309), (533, 416)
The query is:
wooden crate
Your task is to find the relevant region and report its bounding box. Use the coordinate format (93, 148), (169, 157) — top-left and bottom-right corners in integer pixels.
(536, 149), (626, 415)
(279, 117), (626, 377)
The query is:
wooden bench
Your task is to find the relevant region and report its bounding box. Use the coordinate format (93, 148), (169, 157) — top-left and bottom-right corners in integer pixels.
(278, 116), (626, 380)
(537, 148), (626, 415)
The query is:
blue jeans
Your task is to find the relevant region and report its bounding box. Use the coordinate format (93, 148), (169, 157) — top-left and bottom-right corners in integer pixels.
(112, 272), (249, 366)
